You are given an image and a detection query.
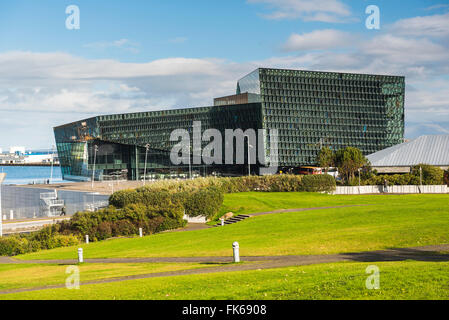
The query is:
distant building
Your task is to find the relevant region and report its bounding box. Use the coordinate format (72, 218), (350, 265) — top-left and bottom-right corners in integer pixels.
(0, 154), (25, 164)
(0, 149), (58, 165)
(54, 67), (405, 181)
(367, 135), (449, 173)
(9, 146), (26, 155)
(23, 153), (58, 164)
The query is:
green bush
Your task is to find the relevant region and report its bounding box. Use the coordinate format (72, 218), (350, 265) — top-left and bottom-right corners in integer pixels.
(0, 236), (28, 256)
(109, 189), (142, 208)
(0, 231), (80, 257)
(156, 217), (187, 233)
(411, 164), (444, 185)
(361, 165), (445, 186)
(301, 174), (336, 192)
(59, 202), (183, 241)
(185, 187), (224, 219)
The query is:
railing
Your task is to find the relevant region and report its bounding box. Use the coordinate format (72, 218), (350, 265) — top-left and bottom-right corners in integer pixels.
(40, 192), (57, 200)
(332, 185), (449, 195)
(49, 200), (65, 206)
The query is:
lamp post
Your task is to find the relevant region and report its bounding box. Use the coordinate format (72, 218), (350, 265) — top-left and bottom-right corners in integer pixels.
(143, 144), (150, 186)
(91, 145), (99, 190)
(0, 173), (6, 238)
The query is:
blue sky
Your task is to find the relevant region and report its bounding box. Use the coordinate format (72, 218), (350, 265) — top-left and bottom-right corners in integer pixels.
(0, 0), (448, 149)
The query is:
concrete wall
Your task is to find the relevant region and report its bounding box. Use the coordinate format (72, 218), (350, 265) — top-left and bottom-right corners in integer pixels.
(332, 185), (449, 195)
(183, 214), (207, 223)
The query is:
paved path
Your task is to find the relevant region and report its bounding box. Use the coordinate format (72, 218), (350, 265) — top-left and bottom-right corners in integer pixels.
(1, 244), (448, 294)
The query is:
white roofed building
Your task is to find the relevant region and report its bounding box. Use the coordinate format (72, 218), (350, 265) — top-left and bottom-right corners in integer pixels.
(367, 135), (449, 173)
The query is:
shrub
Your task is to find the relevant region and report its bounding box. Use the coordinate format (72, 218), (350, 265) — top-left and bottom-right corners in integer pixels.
(58, 202), (184, 241)
(411, 164), (444, 185)
(156, 217), (187, 233)
(267, 175), (303, 192)
(444, 170), (449, 186)
(0, 236), (28, 256)
(185, 187), (224, 219)
(301, 174), (336, 192)
(109, 189), (142, 208)
(361, 166), (446, 186)
(0, 231), (80, 257)
(52, 234), (79, 248)
(139, 216), (165, 235)
(110, 220), (137, 238)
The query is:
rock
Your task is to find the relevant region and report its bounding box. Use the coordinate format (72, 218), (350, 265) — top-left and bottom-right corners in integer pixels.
(220, 212), (234, 220)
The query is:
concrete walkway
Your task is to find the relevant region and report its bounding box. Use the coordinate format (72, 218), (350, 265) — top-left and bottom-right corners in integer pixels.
(1, 244), (448, 295)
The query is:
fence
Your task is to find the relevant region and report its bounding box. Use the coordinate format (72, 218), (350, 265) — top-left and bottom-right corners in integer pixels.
(332, 185), (449, 195)
(0, 185), (109, 219)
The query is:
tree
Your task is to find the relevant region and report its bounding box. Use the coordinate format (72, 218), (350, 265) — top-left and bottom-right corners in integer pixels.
(317, 147), (335, 173)
(411, 164), (444, 185)
(335, 147), (368, 183)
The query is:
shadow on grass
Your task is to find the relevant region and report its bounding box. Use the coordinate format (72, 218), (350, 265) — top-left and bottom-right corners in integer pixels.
(343, 247), (449, 263)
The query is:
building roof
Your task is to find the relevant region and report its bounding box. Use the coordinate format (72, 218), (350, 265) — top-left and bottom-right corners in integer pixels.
(367, 135), (449, 167)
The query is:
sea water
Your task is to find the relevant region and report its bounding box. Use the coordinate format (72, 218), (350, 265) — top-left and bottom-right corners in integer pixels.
(0, 166), (64, 185)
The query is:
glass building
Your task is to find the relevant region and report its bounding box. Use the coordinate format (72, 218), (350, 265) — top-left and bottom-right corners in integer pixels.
(54, 68), (405, 181)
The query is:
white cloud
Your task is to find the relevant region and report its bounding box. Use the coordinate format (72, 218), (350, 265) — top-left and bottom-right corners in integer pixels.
(390, 12), (449, 38)
(424, 4), (449, 11)
(247, 0), (352, 22)
(283, 29), (357, 51)
(360, 34), (448, 65)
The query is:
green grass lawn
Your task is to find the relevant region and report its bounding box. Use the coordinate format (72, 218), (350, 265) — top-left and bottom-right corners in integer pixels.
(217, 191), (380, 216)
(2, 261), (448, 300)
(15, 193), (449, 260)
(0, 262), (224, 292)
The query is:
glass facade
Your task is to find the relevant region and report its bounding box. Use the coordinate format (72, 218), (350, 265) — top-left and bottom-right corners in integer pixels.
(54, 67), (405, 181)
(254, 68), (405, 166)
(54, 103), (263, 181)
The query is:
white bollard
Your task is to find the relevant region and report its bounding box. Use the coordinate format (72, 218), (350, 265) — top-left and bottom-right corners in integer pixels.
(85, 235), (89, 244)
(220, 218), (224, 226)
(139, 228), (143, 238)
(232, 241), (240, 263)
(78, 248), (84, 263)
(9, 210), (13, 220)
